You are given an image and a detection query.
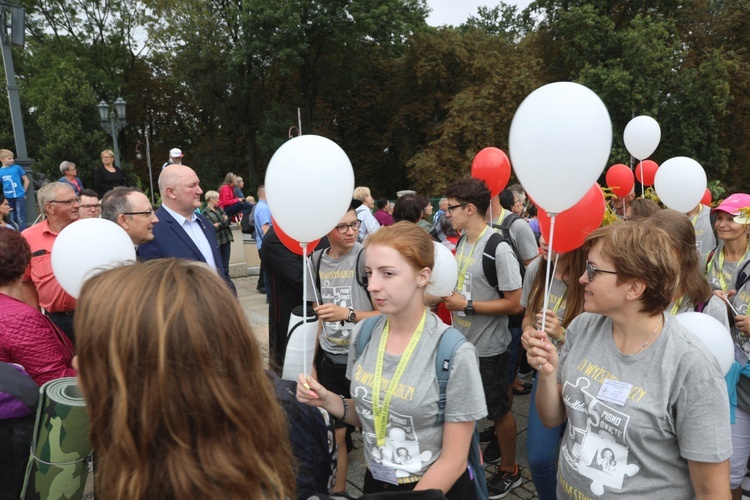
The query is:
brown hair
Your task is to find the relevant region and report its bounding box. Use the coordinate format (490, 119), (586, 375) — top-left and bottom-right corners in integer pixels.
(0, 227), (31, 286)
(526, 247), (587, 328)
(222, 172), (236, 185)
(585, 221), (678, 315)
(365, 221), (435, 272)
(647, 209), (711, 306)
(74, 259), (295, 500)
(627, 197), (660, 220)
(445, 177), (490, 216)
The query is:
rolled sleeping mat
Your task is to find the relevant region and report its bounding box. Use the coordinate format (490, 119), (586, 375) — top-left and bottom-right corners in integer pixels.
(21, 377), (92, 500)
(282, 304), (319, 381)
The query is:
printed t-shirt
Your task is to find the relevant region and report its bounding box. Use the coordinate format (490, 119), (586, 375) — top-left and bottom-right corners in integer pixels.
(705, 242), (750, 291)
(306, 243), (372, 355)
(451, 229), (522, 357)
(346, 312), (487, 481)
(0, 164), (26, 197)
(556, 312), (731, 499)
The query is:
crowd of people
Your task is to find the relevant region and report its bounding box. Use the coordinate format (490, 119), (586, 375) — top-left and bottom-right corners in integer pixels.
(2, 147), (750, 500)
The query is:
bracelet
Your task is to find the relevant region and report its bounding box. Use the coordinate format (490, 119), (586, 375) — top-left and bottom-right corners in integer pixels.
(554, 327), (566, 343)
(522, 322), (534, 330)
(339, 394), (349, 421)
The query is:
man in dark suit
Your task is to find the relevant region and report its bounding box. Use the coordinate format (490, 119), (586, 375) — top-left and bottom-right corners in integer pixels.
(139, 165), (236, 294)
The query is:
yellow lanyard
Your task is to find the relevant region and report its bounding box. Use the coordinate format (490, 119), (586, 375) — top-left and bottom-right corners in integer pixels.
(495, 208), (506, 226)
(372, 311), (427, 447)
(457, 226), (488, 291)
(707, 247), (750, 291)
(669, 295), (685, 316)
(690, 205), (701, 227)
(550, 292), (565, 315)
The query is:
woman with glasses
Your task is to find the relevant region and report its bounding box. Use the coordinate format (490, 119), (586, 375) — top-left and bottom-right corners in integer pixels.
(58, 161), (83, 196)
(298, 222), (486, 498)
(519, 234), (586, 499)
(527, 221), (731, 498)
(93, 149), (126, 198)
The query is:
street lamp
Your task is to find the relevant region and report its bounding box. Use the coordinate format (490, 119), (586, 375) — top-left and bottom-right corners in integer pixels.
(135, 127), (155, 205)
(97, 97), (127, 167)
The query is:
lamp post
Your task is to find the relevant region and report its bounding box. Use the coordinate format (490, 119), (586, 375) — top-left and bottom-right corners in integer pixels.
(97, 97), (127, 168)
(135, 126), (154, 204)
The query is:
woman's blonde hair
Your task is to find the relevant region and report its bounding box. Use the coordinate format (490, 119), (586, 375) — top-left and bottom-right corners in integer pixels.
(100, 149), (115, 159)
(75, 259), (295, 500)
(223, 172), (236, 185)
(204, 190), (219, 202)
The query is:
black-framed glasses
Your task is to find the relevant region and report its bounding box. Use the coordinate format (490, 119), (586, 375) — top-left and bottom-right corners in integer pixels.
(80, 203), (100, 210)
(48, 198), (80, 206)
(122, 210), (155, 217)
(446, 203), (468, 212)
(334, 220), (361, 233)
(586, 261), (618, 282)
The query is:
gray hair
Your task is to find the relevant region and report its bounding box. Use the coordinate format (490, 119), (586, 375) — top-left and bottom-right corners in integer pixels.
(204, 190), (219, 202)
(37, 182), (74, 215)
(59, 161), (75, 174)
(101, 187), (137, 222)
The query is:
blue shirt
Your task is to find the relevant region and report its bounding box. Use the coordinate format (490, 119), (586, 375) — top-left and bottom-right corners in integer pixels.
(0, 164), (26, 197)
(253, 200), (272, 249)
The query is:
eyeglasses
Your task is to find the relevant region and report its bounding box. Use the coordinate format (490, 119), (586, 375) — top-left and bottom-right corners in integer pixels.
(334, 220), (361, 233)
(446, 203), (468, 212)
(80, 203), (101, 211)
(48, 198), (80, 206)
(585, 260), (618, 282)
(122, 210), (155, 217)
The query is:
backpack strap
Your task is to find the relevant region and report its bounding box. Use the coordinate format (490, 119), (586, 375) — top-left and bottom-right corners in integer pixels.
(355, 314), (383, 358)
(736, 259), (750, 291)
(434, 327), (467, 425)
(694, 301), (707, 313)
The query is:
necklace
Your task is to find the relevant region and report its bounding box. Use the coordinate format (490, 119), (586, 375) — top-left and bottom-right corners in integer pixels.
(633, 316), (662, 354)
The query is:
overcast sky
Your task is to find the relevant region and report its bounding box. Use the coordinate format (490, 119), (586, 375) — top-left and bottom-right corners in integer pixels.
(426, 0), (534, 27)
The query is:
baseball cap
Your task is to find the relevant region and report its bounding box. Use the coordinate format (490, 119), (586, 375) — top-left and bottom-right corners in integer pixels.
(711, 193), (750, 216)
(169, 148), (184, 158)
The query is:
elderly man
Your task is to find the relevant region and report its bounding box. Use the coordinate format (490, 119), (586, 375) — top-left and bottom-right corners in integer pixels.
(101, 186), (159, 248)
(161, 147), (184, 169)
(21, 182), (79, 341)
(58, 161), (83, 196)
(138, 165), (235, 293)
(78, 189), (101, 219)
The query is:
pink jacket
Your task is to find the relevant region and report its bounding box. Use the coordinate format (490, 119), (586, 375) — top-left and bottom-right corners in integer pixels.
(218, 184), (240, 209)
(0, 293), (76, 386)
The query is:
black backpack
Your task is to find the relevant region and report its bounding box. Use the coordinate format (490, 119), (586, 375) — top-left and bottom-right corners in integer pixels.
(457, 227), (526, 328)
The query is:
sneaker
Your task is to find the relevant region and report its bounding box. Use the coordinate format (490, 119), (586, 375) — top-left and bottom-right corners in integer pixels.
(479, 425), (496, 444)
(482, 438), (502, 464)
(487, 466), (523, 499)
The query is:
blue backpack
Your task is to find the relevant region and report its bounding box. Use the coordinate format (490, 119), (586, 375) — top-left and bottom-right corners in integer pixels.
(355, 315), (489, 500)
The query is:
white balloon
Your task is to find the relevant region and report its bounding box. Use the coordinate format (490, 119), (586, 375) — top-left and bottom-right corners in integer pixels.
(509, 82), (612, 213)
(427, 241), (458, 297)
(266, 135), (355, 243)
(51, 219), (136, 299)
(654, 156), (707, 213)
(675, 312), (733, 375)
(623, 115), (661, 160)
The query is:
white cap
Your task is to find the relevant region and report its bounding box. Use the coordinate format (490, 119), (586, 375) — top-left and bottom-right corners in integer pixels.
(169, 148), (183, 158)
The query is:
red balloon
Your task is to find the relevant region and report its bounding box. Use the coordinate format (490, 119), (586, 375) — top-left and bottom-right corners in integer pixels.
(537, 184), (605, 253)
(701, 188), (712, 206)
(273, 218), (321, 256)
(471, 147), (511, 197)
(634, 160), (658, 187)
(605, 164), (635, 197)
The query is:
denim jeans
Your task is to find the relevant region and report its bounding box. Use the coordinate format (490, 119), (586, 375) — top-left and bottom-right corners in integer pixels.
(7, 196), (26, 230)
(527, 375), (566, 500)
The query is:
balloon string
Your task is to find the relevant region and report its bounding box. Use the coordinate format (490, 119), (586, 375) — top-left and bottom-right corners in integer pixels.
(541, 213), (558, 335)
(301, 242), (310, 377)
(639, 161), (644, 198)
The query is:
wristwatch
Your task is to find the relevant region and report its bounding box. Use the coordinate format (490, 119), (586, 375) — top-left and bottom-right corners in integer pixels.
(463, 299), (475, 316)
(347, 307), (357, 323)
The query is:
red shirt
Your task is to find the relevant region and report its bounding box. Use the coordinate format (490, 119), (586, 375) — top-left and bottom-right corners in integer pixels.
(21, 220), (77, 313)
(218, 184), (239, 208)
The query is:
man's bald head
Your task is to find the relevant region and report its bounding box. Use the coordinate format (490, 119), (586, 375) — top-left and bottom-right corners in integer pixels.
(158, 165), (203, 217)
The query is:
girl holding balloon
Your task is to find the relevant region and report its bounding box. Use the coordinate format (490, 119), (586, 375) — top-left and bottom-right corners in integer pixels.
(527, 221), (731, 498)
(520, 234), (586, 500)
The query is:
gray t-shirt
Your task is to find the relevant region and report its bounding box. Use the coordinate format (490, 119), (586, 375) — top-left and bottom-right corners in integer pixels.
(521, 255), (568, 349)
(692, 204), (716, 264)
(730, 264), (750, 411)
(493, 209), (539, 263)
(451, 229), (523, 356)
(346, 313), (487, 480)
(556, 312), (731, 499)
(668, 294), (730, 330)
(306, 243), (373, 355)
(705, 242), (749, 291)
